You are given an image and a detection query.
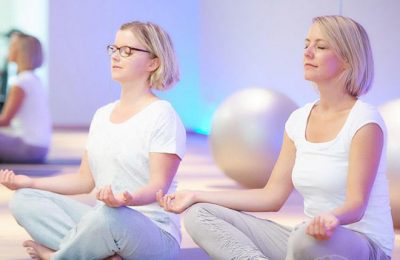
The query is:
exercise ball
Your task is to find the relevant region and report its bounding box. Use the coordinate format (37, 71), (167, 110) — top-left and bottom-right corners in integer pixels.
(209, 88), (298, 188)
(379, 99), (400, 229)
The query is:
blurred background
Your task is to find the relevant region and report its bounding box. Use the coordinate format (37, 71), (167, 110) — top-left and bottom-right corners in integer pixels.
(0, 0), (399, 133)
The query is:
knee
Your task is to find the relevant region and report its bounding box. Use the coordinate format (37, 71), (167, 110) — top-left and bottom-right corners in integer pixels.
(183, 203), (214, 236)
(288, 223), (320, 259)
(9, 188), (37, 220)
(184, 203), (206, 226)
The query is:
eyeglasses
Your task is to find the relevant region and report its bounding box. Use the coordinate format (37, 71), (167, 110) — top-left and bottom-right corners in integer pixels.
(107, 45), (150, 57)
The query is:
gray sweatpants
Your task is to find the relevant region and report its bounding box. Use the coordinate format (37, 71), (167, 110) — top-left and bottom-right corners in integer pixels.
(0, 133), (48, 163)
(9, 188), (180, 260)
(184, 203), (390, 260)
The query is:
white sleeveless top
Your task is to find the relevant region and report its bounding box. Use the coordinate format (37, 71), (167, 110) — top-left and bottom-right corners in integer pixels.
(285, 99), (394, 256)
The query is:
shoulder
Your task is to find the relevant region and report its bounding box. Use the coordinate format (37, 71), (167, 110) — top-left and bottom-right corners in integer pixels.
(17, 71), (36, 80)
(285, 101), (315, 140)
(16, 71), (37, 83)
(92, 101), (116, 119)
(352, 100), (385, 127)
(147, 100), (179, 119)
(347, 100), (387, 138)
(10, 71), (39, 90)
(148, 100), (185, 132)
(287, 101), (315, 124)
(88, 101), (116, 130)
(151, 100), (175, 112)
(354, 100), (380, 116)
(98, 101), (116, 111)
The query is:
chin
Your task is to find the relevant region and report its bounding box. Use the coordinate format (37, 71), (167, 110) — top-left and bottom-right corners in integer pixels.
(111, 72), (122, 79)
(110, 75), (123, 83)
(304, 74), (312, 81)
(304, 72), (320, 82)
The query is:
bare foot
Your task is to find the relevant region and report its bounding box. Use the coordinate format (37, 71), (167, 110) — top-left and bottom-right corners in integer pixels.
(23, 240), (54, 260)
(105, 254), (122, 260)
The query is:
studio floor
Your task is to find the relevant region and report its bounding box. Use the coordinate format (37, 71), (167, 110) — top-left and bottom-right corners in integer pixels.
(0, 130), (399, 259)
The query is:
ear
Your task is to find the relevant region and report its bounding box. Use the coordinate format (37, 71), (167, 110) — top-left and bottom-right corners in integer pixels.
(147, 57), (160, 72)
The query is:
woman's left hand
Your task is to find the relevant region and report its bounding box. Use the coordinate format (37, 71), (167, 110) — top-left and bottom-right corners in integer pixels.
(306, 213), (339, 240)
(96, 185), (134, 207)
(156, 189), (196, 213)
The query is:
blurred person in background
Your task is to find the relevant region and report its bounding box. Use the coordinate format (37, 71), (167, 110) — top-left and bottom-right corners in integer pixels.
(0, 29), (23, 111)
(0, 33), (51, 163)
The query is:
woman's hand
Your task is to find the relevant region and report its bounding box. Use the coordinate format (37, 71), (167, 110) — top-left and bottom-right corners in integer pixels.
(156, 190), (196, 213)
(306, 213), (339, 240)
(0, 169), (33, 190)
(96, 185), (134, 207)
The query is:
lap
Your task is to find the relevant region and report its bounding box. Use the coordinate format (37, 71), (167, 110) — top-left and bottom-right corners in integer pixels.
(286, 221), (389, 260)
(11, 189), (179, 259)
(184, 203), (291, 259)
(184, 204), (389, 260)
(11, 188), (91, 222)
(58, 205), (179, 260)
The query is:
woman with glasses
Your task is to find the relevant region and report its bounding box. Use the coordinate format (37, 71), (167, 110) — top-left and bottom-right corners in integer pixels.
(1, 21), (185, 260)
(0, 33), (51, 163)
(158, 15), (394, 259)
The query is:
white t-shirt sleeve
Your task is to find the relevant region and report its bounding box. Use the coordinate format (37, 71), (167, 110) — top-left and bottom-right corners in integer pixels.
(10, 72), (31, 93)
(149, 105), (186, 159)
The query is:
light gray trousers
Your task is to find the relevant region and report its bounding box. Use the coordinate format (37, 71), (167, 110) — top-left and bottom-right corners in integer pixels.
(0, 133), (48, 163)
(9, 188), (179, 260)
(184, 203), (390, 260)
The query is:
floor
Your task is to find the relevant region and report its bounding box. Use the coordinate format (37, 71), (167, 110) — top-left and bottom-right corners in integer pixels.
(0, 130), (399, 259)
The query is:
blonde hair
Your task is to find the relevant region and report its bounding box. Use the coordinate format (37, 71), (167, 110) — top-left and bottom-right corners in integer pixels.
(120, 21), (179, 90)
(312, 15), (373, 97)
(14, 34), (43, 70)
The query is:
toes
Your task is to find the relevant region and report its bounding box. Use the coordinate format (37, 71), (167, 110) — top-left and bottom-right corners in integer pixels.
(26, 247), (38, 258)
(23, 240), (35, 247)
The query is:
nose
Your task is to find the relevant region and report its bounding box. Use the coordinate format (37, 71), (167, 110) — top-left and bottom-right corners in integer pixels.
(304, 45), (314, 58)
(111, 52), (120, 61)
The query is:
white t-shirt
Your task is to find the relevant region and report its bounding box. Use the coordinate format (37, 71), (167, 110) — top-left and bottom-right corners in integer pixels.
(86, 99), (186, 243)
(0, 71), (51, 147)
(286, 99), (394, 256)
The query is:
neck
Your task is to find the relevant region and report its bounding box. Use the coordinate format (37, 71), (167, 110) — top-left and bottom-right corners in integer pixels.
(119, 81), (155, 107)
(17, 67), (31, 74)
(315, 80), (357, 112)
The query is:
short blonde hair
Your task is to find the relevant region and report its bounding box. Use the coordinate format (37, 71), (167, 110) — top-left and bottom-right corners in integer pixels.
(120, 21), (179, 90)
(312, 15), (373, 97)
(15, 34), (43, 70)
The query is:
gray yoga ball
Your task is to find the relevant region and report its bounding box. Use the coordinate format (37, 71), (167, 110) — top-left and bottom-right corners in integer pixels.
(209, 88), (298, 188)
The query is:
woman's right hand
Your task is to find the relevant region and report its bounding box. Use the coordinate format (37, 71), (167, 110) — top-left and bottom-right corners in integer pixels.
(0, 169), (33, 190)
(156, 190), (196, 214)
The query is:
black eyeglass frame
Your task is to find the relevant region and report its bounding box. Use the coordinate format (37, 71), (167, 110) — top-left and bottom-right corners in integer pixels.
(107, 44), (151, 57)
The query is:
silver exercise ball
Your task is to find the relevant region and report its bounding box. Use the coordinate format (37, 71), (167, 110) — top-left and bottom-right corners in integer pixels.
(209, 88), (298, 188)
(379, 99), (400, 228)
